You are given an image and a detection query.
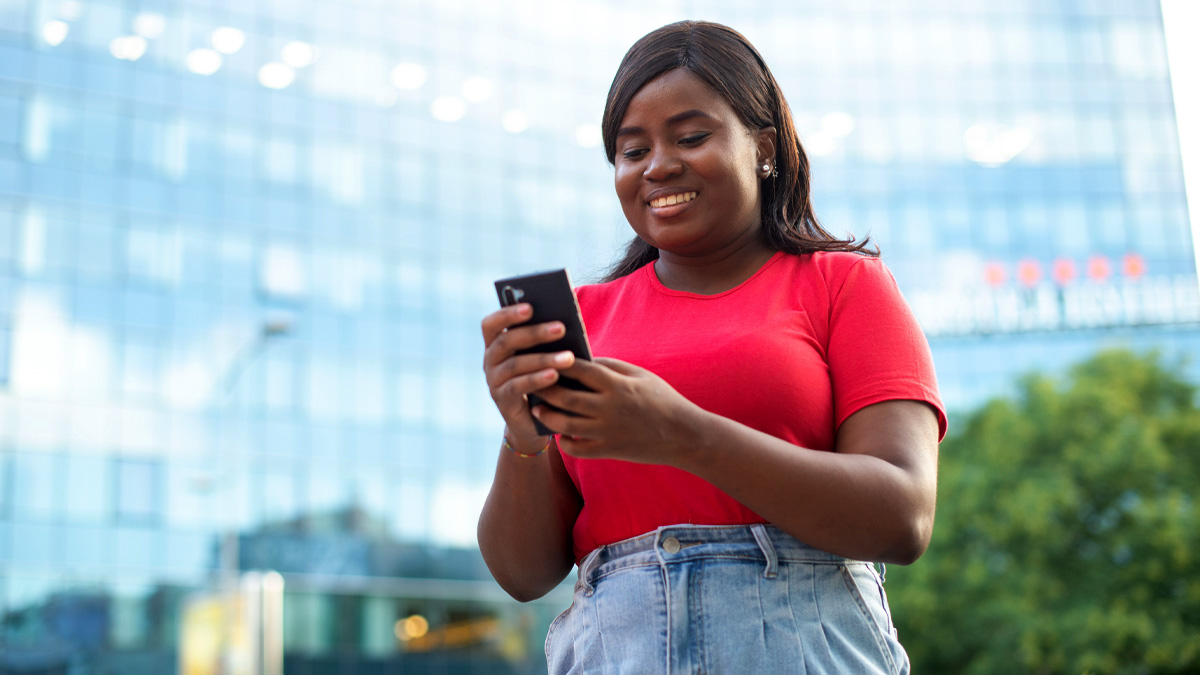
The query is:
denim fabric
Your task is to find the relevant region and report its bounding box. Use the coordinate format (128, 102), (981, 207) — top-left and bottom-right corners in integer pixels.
(546, 524), (909, 675)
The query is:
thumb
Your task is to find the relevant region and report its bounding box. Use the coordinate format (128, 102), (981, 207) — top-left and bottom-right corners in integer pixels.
(593, 357), (646, 376)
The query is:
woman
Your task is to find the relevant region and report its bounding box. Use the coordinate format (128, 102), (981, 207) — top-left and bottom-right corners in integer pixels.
(478, 20), (946, 674)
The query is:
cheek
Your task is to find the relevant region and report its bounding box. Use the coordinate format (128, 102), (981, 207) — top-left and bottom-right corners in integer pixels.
(614, 166), (636, 196)
(614, 169), (641, 212)
(718, 158), (763, 210)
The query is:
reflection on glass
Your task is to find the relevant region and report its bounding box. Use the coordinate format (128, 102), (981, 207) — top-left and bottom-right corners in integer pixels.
(41, 19), (68, 45)
(185, 48), (222, 76)
(281, 41), (318, 68)
(257, 62), (296, 90)
(0, 1), (1195, 674)
(133, 12), (165, 40)
(108, 35), (147, 61)
(116, 459), (160, 523)
(430, 96), (466, 122)
(210, 27), (245, 55)
(389, 62), (427, 90)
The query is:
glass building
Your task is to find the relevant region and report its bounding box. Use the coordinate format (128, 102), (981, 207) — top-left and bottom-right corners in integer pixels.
(0, 0), (1196, 673)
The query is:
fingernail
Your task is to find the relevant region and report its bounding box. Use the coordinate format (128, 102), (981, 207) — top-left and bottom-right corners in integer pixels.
(517, 304), (532, 316)
(554, 351), (573, 366)
(548, 322), (565, 335)
(541, 369), (557, 380)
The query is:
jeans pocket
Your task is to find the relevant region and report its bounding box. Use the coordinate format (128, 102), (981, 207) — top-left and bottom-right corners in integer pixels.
(839, 564), (902, 674)
(544, 598), (576, 665)
(866, 564), (896, 635)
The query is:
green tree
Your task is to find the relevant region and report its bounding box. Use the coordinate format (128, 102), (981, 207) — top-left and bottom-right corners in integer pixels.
(888, 349), (1200, 674)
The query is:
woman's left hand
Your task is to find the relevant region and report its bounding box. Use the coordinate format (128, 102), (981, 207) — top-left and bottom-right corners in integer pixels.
(531, 357), (703, 464)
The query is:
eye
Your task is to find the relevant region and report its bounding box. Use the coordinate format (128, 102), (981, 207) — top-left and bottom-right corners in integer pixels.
(621, 147), (648, 160)
(680, 133), (710, 146)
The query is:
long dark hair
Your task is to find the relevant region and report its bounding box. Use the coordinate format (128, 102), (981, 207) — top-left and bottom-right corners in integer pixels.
(600, 20), (876, 282)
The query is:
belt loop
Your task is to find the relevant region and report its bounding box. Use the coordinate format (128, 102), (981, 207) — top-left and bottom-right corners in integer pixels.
(877, 562), (887, 583)
(578, 547), (603, 596)
(750, 524), (778, 579)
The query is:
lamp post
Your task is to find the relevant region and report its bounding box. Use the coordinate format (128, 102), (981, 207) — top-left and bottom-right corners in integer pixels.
(218, 317), (291, 581)
(217, 317), (292, 675)
(218, 319), (293, 398)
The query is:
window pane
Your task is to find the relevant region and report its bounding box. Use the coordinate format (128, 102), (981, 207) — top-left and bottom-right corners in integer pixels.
(116, 459), (160, 522)
(12, 453), (60, 520)
(64, 455), (110, 523)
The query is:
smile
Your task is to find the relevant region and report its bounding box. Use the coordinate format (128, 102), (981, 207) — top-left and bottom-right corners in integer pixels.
(649, 192), (697, 208)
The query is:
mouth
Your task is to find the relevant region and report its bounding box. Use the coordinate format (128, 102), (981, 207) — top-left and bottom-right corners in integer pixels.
(648, 191), (698, 209)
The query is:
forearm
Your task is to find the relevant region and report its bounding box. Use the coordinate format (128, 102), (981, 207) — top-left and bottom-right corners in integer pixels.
(674, 404), (938, 565)
(478, 435), (582, 602)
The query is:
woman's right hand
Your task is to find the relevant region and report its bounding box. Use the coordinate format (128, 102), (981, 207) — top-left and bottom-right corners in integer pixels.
(480, 303), (585, 601)
(481, 302), (576, 445)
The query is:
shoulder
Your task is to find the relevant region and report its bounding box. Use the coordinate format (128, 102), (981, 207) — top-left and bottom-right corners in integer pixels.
(808, 250), (883, 276)
(777, 250), (887, 295)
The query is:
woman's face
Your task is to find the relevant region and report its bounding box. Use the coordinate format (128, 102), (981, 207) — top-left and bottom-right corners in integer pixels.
(613, 68), (775, 258)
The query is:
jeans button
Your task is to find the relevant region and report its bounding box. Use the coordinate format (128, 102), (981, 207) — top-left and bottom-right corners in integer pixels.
(662, 537), (681, 554)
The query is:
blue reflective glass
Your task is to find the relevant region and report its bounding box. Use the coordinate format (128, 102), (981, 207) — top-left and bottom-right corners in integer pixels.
(0, 1), (1196, 672)
(12, 453), (61, 520)
(115, 459), (161, 522)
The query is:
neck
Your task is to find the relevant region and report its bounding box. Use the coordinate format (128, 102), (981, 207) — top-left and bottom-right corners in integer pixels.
(654, 236), (777, 295)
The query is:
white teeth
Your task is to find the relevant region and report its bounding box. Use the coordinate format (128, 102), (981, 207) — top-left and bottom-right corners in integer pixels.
(650, 192), (697, 208)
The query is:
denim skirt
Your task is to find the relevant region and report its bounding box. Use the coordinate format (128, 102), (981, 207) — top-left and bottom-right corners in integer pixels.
(545, 524), (909, 675)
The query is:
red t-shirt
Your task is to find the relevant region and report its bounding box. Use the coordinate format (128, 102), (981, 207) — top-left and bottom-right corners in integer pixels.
(564, 251), (947, 562)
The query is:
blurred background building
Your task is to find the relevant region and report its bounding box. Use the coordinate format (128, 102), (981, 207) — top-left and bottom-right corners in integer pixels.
(0, 0), (1196, 673)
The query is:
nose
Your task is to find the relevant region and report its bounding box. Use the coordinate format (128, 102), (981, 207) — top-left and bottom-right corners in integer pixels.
(644, 147), (683, 181)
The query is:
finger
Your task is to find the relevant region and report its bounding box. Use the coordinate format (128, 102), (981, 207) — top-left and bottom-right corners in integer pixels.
(534, 384), (601, 417)
(556, 358), (619, 390)
(486, 351), (575, 389)
(481, 303), (533, 344)
(592, 357), (646, 376)
(531, 404), (597, 439)
(483, 321), (567, 369)
(495, 368), (561, 403)
(555, 433), (602, 458)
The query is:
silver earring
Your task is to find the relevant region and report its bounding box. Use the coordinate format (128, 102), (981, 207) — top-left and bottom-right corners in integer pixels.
(761, 163), (770, 173)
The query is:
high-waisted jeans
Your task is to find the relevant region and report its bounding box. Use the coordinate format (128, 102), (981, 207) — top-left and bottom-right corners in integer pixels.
(546, 524), (909, 675)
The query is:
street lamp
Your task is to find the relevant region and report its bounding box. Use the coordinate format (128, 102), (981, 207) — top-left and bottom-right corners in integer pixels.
(217, 317), (292, 675)
(218, 318), (293, 397)
(218, 317), (292, 577)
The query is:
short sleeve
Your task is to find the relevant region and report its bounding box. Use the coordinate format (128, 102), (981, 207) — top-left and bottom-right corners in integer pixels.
(827, 257), (948, 440)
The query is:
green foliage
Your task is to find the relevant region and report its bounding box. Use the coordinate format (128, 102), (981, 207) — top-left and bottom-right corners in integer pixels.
(888, 349), (1200, 674)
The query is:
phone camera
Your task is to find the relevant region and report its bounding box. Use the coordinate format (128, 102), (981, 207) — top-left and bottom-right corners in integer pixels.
(502, 285), (526, 305)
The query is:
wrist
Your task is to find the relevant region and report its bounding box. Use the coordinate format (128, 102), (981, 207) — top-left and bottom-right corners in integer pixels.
(502, 431), (553, 458)
(667, 405), (719, 472)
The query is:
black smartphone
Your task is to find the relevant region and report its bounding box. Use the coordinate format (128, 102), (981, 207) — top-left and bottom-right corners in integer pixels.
(494, 269), (593, 435)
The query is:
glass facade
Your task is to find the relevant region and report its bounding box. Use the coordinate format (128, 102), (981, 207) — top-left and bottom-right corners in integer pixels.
(0, 0), (1196, 673)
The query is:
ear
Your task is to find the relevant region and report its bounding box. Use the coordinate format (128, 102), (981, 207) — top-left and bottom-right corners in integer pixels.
(755, 126), (778, 167)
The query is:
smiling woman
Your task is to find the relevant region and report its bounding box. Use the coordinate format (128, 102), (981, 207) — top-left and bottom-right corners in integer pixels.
(599, 21), (877, 285)
(611, 69), (772, 282)
(478, 20), (947, 675)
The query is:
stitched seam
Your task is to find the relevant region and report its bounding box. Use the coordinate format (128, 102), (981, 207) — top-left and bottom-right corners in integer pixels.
(840, 565), (898, 674)
(604, 552), (843, 566)
(593, 588), (612, 675)
(756, 564), (768, 663)
(869, 564), (895, 634)
(693, 562), (705, 673)
(656, 536), (672, 675)
(590, 560), (662, 584)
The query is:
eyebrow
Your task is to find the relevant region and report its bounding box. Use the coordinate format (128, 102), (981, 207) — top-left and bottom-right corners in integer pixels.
(615, 109), (718, 138)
